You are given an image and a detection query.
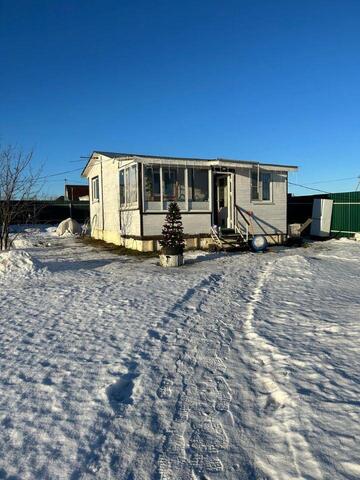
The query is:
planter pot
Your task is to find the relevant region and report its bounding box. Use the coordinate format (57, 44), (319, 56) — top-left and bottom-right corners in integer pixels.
(159, 253), (184, 267)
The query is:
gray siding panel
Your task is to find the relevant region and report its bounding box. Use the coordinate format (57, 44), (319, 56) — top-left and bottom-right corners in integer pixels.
(143, 213), (212, 236)
(234, 168), (288, 234)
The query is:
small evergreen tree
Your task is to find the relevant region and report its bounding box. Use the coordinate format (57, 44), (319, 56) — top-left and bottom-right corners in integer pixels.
(160, 202), (185, 254)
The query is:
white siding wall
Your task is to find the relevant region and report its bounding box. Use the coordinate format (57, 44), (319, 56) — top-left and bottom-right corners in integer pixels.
(102, 159), (121, 232)
(235, 168), (288, 234)
(89, 162), (103, 232)
(88, 156), (141, 243)
(143, 213), (212, 236)
(120, 209), (141, 236)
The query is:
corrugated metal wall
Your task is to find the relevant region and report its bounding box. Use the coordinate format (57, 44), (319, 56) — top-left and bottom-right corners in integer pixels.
(328, 191), (360, 235)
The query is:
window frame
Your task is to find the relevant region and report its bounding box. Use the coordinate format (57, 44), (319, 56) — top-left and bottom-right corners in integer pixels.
(142, 165), (212, 213)
(91, 176), (100, 203)
(250, 169), (273, 203)
(162, 166), (186, 210)
(119, 169), (125, 206)
(188, 167), (210, 209)
(119, 162), (139, 210)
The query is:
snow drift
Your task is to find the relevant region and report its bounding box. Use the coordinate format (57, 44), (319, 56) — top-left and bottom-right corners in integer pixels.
(8, 225), (58, 249)
(10, 235), (35, 249)
(0, 250), (43, 276)
(56, 218), (82, 236)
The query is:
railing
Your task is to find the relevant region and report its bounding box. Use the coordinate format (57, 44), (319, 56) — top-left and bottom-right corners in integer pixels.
(210, 225), (223, 248)
(234, 222), (248, 242)
(234, 204), (252, 241)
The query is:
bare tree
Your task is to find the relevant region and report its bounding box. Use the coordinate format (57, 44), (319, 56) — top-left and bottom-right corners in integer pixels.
(0, 145), (42, 250)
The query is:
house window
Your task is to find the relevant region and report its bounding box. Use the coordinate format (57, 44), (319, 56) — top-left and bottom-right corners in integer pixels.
(129, 164), (137, 203)
(91, 176), (99, 202)
(188, 168), (209, 210)
(119, 170), (125, 205)
(144, 165), (161, 210)
(143, 165), (210, 212)
(119, 164), (138, 208)
(251, 169), (272, 202)
(162, 167), (186, 210)
(125, 168), (131, 204)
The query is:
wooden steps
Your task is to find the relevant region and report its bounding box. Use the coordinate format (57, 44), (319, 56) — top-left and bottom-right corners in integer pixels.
(218, 228), (247, 250)
(210, 226), (248, 251)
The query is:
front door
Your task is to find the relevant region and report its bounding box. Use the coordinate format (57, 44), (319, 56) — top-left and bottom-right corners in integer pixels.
(214, 173), (234, 229)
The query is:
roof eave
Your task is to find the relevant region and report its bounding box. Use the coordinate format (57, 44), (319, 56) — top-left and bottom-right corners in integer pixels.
(135, 156), (298, 171)
(81, 151), (96, 178)
(81, 151), (299, 176)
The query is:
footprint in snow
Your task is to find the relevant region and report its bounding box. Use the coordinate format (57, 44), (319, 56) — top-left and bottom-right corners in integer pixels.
(163, 430), (186, 458)
(157, 376), (173, 399)
(191, 452), (224, 473)
(106, 371), (139, 415)
(147, 328), (162, 340)
(174, 396), (189, 422)
(215, 391), (232, 413)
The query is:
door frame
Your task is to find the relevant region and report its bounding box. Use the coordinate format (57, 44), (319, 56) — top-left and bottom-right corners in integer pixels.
(212, 171), (235, 229)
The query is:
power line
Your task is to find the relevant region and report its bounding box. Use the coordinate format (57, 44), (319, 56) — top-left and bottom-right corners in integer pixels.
(69, 157), (91, 163)
(300, 176), (358, 185)
(41, 177), (85, 184)
(30, 167), (85, 186)
(288, 182), (330, 194)
(38, 167), (83, 180)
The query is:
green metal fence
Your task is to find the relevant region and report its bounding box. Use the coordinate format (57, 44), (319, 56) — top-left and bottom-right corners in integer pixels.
(328, 191), (360, 236)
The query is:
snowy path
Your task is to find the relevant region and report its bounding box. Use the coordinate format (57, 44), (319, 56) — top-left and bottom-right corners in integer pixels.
(0, 233), (359, 479)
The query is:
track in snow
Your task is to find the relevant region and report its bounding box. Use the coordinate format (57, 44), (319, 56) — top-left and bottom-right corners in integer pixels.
(1, 234), (360, 480)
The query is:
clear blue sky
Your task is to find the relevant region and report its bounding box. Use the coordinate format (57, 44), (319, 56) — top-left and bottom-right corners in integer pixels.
(1, 0), (359, 196)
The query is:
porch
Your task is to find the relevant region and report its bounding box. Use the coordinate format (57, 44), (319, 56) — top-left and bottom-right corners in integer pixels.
(118, 162), (241, 231)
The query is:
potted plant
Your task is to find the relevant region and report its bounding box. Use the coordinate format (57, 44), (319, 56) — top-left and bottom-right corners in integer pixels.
(159, 201), (185, 267)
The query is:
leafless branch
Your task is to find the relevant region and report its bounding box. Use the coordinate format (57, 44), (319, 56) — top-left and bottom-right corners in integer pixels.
(0, 145), (43, 250)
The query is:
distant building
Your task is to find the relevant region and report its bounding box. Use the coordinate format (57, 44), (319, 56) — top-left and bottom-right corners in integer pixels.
(64, 184), (89, 202)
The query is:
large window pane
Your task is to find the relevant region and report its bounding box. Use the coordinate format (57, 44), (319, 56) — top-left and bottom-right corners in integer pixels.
(120, 164), (138, 208)
(251, 169), (271, 201)
(119, 170), (125, 206)
(262, 172), (271, 201)
(144, 166), (161, 210)
(129, 164), (137, 203)
(188, 168), (209, 210)
(251, 170), (259, 200)
(92, 177), (99, 201)
(125, 169), (131, 204)
(163, 167), (185, 209)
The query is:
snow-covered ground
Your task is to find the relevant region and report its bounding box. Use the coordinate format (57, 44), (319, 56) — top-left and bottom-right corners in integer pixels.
(0, 230), (359, 480)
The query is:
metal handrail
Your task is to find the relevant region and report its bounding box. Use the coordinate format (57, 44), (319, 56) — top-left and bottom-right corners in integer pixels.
(235, 204), (250, 225)
(234, 205), (252, 241)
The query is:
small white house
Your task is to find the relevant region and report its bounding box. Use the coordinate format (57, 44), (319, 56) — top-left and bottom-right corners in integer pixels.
(82, 151), (298, 252)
